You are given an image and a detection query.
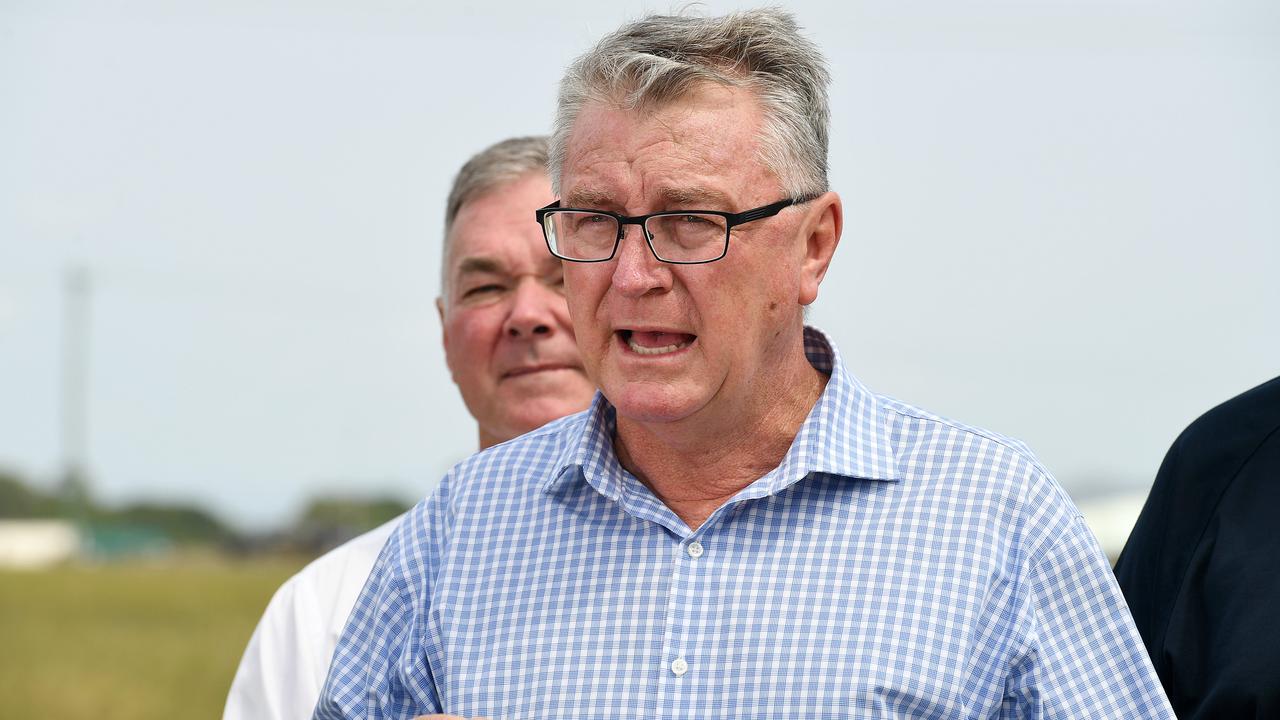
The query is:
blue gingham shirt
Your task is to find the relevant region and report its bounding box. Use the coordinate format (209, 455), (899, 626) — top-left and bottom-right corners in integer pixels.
(316, 327), (1172, 719)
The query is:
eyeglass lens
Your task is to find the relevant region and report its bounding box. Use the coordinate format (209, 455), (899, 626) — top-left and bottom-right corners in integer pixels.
(544, 212), (728, 262)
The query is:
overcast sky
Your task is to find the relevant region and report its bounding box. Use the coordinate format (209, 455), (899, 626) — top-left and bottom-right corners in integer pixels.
(2, 0), (1277, 531)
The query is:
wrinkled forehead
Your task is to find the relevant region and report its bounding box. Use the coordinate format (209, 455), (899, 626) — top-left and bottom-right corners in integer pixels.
(561, 87), (775, 207)
(443, 173), (558, 281)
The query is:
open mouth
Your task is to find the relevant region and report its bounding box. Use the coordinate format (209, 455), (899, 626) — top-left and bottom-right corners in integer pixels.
(619, 329), (697, 356)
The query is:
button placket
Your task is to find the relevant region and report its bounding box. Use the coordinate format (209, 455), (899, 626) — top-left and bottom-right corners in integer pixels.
(658, 534), (706, 701)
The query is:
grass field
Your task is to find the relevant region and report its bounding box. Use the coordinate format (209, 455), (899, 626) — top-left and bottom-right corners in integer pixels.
(0, 557), (308, 720)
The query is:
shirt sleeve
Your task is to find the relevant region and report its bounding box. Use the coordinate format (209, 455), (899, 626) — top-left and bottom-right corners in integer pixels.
(223, 573), (328, 720)
(1002, 516), (1175, 718)
(313, 487), (450, 720)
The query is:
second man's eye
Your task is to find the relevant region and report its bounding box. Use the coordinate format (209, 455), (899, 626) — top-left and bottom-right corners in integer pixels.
(463, 284), (504, 299)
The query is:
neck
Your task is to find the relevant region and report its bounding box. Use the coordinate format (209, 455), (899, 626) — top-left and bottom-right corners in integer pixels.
(614, 335), (827, 531)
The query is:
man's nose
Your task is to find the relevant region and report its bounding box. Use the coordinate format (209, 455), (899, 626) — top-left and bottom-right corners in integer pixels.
(502, 279), (557, 338)
(611, 223), (672, 298)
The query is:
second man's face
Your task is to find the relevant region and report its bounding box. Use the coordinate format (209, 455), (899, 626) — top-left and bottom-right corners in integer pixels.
(440, 172), (595, 448)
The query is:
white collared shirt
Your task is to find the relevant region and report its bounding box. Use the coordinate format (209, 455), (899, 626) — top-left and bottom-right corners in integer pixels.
(223, 515), (402, 720)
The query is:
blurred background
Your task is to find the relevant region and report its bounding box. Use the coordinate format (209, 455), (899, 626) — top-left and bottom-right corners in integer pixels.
(2, 0), (1277, 717)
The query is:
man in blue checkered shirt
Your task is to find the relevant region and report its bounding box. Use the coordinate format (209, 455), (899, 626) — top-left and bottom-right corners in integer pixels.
(315, 9), (1173, 719)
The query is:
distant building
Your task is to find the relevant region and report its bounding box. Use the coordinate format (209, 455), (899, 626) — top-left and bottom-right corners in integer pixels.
(0, 519), (80, 568)
(1076, 491), (1149, 563)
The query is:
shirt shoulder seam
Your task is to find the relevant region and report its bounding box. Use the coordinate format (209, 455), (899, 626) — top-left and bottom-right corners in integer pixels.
(882, 402), (1050, 475)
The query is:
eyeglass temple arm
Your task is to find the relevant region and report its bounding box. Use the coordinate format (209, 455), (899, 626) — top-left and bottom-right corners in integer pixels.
(728, 198), (799, 225)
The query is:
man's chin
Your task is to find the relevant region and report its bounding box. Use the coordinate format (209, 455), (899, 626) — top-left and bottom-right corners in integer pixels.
(605, 380), (705, 426)
(499, 380), (595, 425)
(503, 403), (589, 438)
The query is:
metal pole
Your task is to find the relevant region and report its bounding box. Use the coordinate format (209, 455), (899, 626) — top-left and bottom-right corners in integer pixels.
(60, 265), (91, 541)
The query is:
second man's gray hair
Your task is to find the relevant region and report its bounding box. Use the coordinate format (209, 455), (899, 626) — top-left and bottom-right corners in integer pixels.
(441, 135), (550, 297)
(549, 8), (831, 199)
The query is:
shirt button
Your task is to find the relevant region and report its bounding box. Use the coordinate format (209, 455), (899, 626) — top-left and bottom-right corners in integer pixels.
(686, 541), (704, 559)
(671, 657), (688, 676)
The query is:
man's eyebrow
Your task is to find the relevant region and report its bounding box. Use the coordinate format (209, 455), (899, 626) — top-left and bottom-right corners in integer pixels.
(658, 186), (730, 208)
(454, 256), (506, 278)
(563, 186), (732, 211)
(563, 188), (615, 209)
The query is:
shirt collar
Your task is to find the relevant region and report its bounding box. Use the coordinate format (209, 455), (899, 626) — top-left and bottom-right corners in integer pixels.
(541, 326), (901, 498)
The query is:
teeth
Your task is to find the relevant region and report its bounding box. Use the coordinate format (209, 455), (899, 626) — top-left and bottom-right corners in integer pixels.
(627, 336), (691, 356)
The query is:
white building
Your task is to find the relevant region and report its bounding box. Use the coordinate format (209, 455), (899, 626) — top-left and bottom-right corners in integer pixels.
(0, 519), (80, 569)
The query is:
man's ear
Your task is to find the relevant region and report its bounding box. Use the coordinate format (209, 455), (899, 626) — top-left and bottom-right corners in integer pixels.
(436, 296), (449, 352)
(798, 191), (842, 306)
(436, 296), (459, 379)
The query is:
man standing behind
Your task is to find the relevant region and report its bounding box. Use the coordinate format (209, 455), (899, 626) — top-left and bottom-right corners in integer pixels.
(223, 136), (594, 720)
(1114, 375), (1280, 717)
(317, 10), (1173, 718)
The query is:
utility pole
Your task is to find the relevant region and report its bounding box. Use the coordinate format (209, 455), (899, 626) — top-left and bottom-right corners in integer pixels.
(60, 265), (92, 531)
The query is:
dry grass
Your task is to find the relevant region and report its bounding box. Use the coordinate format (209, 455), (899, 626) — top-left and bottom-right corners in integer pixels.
(0, 556), (307, 720)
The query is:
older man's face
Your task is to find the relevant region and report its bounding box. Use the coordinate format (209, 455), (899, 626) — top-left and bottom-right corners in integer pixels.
(559, 84), (816, 426)
(439, 172), (595, 448)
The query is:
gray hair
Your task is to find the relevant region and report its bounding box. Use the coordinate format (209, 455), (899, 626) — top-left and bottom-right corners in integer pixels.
(550, 8), (830, 199)
(441, 136), (550, 296)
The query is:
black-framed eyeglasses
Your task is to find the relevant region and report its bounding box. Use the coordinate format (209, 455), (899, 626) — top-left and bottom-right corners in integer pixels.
(535, 197), (810, 264)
